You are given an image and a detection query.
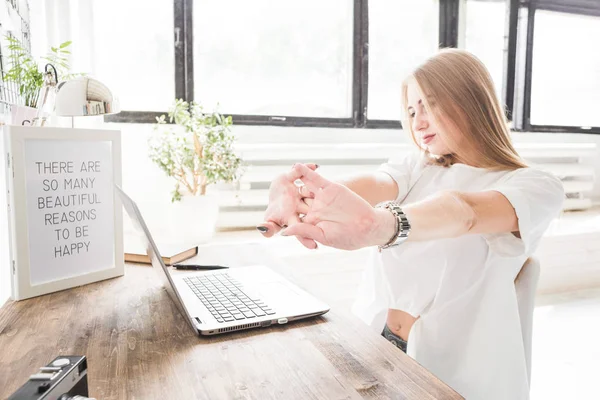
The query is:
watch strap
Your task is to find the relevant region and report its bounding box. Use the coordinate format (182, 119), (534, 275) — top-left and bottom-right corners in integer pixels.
(376, 201), (411, 251)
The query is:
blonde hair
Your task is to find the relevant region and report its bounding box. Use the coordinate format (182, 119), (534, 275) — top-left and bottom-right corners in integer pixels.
(401, 49), (527, 170)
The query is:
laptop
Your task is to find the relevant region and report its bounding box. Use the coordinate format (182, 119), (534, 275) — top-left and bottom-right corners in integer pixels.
(115, 186), (330, 336)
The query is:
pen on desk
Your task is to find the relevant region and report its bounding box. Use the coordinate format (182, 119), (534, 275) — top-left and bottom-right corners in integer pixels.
(173, 264), (229, 270)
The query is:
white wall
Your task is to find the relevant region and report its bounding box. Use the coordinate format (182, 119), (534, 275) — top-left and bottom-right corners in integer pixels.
(110, 123), (600, 203)
(0, 133), (10, 304)
(512, 132), (600, 202)
(79, 121), (600, 217)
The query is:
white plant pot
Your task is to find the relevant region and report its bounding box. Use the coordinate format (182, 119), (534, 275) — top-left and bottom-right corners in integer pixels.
(10, 105), (38, 126)
(167, 193), (220, 244)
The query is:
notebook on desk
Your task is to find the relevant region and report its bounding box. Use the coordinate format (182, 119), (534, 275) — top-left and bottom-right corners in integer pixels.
(125, 243), (198, 265)
(115, 185), (330, 336)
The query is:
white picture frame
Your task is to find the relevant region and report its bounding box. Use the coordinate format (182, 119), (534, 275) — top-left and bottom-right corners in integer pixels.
(2, 126), (124, 300)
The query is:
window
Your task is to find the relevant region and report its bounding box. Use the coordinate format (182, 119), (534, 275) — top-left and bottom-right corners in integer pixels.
(193, 0), (354, 118)
(92, 0), (174, 112)
(462, 0), (507, 102)
(106, 0), (458, 126)
(100, 0), (600, 134)
(367, 0), (439, 121)
(530, 10), (600, 127)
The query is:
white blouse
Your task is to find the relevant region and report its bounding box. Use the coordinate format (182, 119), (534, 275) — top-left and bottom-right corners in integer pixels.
(352, 151), (564, 400)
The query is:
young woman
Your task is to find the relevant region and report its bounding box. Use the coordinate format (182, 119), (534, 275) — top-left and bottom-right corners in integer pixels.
(257, 49), (564, 400)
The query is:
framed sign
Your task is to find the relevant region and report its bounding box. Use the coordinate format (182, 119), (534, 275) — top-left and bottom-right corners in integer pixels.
(2, 126), (123, 300)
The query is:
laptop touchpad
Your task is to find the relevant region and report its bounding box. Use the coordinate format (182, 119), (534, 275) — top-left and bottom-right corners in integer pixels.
(259, 282), (300, 303)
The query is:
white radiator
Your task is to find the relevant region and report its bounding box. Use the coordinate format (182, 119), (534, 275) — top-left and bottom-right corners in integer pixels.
(217, 141), (597, 229)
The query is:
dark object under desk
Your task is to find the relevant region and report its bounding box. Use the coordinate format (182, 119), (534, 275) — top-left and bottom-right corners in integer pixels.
(0, 242), (462, 400)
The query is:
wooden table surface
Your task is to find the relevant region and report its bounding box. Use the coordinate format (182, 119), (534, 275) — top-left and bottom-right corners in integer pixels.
(0, 242), (462, 399)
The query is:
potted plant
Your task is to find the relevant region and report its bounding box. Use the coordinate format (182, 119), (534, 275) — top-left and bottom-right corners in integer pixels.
(149, 99), (243, 242)
(4, 36), (77, 124)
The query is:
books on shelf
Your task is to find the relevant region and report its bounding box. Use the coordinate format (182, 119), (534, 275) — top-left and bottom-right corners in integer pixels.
(83, 101), (112, 116)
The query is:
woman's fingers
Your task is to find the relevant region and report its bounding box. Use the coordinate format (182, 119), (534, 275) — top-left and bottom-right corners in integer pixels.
(281, 223), (325, 245)
(286, 214), (317, 249)
(284, 163), (320, 183)
(298, 185), (314, 199)
(296, 199), (310, 215)
(256, 221), (282, 237)
(258, 162), (320, 241)
(295, 235), (318, 250)
(293, 164), (330, 193)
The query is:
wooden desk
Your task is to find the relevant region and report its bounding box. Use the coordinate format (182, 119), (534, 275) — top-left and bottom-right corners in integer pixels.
(0, 242), (462, 399)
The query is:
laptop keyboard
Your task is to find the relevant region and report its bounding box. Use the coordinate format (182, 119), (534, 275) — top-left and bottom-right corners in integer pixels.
(183, 273), (275, 323)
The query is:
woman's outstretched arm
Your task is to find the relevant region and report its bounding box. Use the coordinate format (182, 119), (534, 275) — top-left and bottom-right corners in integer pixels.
(281, 164), (554, 250)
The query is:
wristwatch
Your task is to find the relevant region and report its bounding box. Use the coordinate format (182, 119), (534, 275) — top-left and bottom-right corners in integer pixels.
(376, 201), (411, 251)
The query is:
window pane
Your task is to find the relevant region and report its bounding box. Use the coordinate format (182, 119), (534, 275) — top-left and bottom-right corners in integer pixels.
(531, 11), (600, 127)
(93, 0), (174, 111)
(368, 0), (439, 121)
(462, 0), (507, 103)
(194, 0), (354, 118)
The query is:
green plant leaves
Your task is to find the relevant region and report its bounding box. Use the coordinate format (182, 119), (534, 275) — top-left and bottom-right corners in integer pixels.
(3, 36), (78, 107)
(149, 100), (244, 202)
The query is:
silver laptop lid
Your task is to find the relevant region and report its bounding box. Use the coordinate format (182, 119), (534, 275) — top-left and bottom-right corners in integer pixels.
(115, 185), (197, 333)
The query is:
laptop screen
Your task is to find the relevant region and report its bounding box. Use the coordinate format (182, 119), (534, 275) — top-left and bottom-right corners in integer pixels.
(114, 185), (197, 333)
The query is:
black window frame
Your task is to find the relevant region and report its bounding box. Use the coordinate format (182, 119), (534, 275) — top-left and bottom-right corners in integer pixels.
(507, 0), (600, 134)
(106, 0), (459, 127)
(106, 0), (600, 136)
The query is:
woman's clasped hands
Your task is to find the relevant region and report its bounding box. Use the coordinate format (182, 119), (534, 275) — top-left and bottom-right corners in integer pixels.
(257, 163), (394, 251)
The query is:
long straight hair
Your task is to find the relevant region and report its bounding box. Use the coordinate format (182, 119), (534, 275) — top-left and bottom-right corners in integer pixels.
(401, 49), (528, 170)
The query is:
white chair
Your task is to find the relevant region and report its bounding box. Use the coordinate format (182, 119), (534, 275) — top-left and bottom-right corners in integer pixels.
(514, 256), (541, 387)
